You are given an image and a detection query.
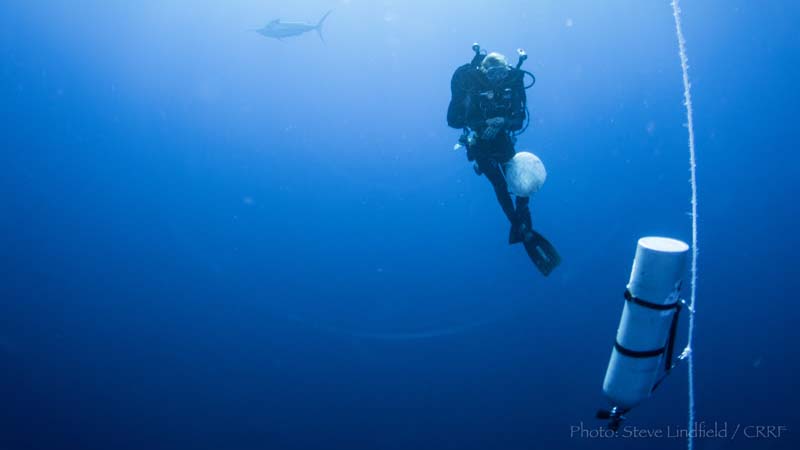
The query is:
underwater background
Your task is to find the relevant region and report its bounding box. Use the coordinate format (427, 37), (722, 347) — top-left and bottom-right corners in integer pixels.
(1, 1), (798, 449)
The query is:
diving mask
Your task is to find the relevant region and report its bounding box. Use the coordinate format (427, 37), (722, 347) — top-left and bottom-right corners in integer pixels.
(484, 65), (510, 83)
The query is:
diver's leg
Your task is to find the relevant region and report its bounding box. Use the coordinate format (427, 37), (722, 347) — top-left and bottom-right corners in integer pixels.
(477, 158), (517, 224)
(513, 195), (535, 243)
(515, 196), (532, 229)
(484, 135), (527, 243)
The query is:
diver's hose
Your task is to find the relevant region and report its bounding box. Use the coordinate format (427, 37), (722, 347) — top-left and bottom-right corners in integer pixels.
(522, 70), (536, 90)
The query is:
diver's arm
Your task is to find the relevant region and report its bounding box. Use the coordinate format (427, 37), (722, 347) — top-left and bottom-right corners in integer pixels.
(467, 115), (488, 133)
(481, 117), (506, 140)
(506, 111), (524, 132)
(505, 82), (527, 132)
(463, 96), (489, 132)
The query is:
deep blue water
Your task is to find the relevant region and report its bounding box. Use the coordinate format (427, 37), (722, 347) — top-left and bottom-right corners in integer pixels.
(1, 1), (798, 449)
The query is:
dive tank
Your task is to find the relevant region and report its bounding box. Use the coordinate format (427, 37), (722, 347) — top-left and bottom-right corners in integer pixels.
(602, 237), (689, 409)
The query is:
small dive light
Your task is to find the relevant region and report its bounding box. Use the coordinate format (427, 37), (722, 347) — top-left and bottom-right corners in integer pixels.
(516, 48), (528, 69)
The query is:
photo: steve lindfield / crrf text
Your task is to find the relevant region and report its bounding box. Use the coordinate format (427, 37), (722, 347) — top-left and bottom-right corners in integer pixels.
(571, 422), (790, 441)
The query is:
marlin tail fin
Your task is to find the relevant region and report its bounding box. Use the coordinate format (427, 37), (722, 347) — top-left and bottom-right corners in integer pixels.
(315, 10), (332, 42)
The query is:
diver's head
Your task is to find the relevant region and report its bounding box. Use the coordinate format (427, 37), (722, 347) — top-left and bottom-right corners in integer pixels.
(481, 52), (511, 84)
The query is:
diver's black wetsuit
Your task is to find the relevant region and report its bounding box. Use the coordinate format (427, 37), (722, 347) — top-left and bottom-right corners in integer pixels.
(448, 64), (531, 231)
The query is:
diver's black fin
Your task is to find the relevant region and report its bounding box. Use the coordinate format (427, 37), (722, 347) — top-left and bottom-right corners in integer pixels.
(523, 230), (561, 276)
(509, 216), (533, 245)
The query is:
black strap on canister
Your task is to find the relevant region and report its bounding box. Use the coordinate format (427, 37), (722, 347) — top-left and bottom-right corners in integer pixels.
(613, 341), (665, 359)
(614, 289), (685, 392)
(614, 289), (682, 364)
(651, 300), (684, 392)
(624, 288), (679, 311)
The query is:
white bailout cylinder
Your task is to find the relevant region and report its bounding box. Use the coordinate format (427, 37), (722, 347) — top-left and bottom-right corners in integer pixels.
(504, 151), (546, 197)
(602, 237), (689, 409)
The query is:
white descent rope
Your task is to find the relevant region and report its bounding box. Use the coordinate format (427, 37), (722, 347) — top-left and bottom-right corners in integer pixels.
(670, 1), (698, 450)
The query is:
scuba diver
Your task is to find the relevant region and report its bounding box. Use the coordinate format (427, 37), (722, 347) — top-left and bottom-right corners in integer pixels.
(448, 44), (560, 276)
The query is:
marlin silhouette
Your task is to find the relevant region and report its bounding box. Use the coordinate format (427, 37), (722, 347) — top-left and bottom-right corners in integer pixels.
(256, 10), (332, 42)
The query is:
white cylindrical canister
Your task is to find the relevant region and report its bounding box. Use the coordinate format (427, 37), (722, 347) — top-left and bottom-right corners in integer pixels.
(602, 237), (689, 409)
